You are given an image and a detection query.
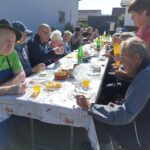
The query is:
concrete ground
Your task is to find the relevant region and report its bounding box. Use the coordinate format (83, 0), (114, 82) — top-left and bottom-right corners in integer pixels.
(0, 116), (92, 150)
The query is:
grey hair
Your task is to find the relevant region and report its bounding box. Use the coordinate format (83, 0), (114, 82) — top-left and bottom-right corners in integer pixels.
(64, 30), (72, 36)
(120, 37), (149, 58)
(50, 30), (62, 41)
(120, 32), (135, 41)
(38, 23), (51, 32)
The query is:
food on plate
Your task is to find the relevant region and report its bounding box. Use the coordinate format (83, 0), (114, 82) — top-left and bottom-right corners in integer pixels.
(39, 70), (46, 76)
(45, 81), (62, 90)
(54, 69), (69, 80)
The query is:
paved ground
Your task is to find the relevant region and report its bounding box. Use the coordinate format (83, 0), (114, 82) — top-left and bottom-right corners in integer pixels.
(0, 116), (92, 150)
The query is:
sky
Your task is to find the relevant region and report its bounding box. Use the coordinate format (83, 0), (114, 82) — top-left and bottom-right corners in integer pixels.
(79, 0), (122, 15)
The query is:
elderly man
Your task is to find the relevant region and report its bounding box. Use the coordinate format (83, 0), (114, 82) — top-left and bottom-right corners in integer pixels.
(0, 19), (26, 86)
(12, 21), (45, 76)
(0, 19), (27, 148)
(27, 23), (64, 67)
(76, 37), (150, 150)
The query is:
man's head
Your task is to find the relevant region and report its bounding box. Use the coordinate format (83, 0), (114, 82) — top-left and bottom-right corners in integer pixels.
(87, 26), (93, 35)
(38, 24), (51, 43)
(0, 19), (22, 55)
(120, 37), (149, 76)
(63, 30), (72, 42)
(12, 21), (32, 44)
(128, 0), (150, 27)
(75, 26), (82, 36)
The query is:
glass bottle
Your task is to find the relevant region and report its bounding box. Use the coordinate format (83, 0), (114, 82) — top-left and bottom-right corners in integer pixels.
(77, 44), (84, 64)
(96, 37), (101, 50)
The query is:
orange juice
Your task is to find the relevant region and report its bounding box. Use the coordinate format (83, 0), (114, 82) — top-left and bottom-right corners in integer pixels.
(114, 42), (121, 67)
(33, 85), (41, 95)
(82, 79), (90, 88)
(115, 60), (120, 67)
(114, 42), (120, 56)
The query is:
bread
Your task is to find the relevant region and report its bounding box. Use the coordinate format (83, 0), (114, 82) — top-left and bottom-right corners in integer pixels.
(54, 69), (68, 80)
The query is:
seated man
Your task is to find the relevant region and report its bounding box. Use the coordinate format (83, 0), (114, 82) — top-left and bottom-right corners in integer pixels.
(0, 19), (26, 86)
(76, 37), (150, 150)
(70, 26), (83, 50)
(12, 21), (45, 76)
(0, 19), (27, 148)
(27, 23), (64, 67)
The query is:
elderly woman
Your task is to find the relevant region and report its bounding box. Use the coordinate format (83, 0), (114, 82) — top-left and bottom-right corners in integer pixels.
(49, 30), (65, 61)
(49, 30), (64, 53)
(63, 30), (72, 54)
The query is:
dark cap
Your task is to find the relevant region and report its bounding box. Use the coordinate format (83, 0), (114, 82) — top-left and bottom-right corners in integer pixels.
(12, 21), (32, 34)
(0, 19), (22, 41)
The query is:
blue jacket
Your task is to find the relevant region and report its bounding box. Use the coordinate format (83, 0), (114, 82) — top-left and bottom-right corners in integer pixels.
(15, 44), (32, 76)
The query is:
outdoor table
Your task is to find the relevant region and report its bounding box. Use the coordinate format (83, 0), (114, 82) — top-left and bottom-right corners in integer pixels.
(0, 45), (108, 150)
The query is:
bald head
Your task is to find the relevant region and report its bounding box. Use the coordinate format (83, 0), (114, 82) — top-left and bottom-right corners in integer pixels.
(38, 23), (51, 32)
(38, 23), (51, 43)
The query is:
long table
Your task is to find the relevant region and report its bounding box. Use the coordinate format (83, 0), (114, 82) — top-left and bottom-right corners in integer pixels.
(0, 46), (108, 150)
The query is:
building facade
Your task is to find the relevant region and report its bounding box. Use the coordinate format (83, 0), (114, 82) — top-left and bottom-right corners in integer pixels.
(121, 0), (134, 27)
(78, 10), (101, 21)
(0, 0), (79, 32)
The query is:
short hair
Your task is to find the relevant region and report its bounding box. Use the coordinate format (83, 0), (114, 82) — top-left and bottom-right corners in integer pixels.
(121, 37), (149, 58)
(120, 32), (135, 41)
(50, 30), (62, 41)
(128, 0), (150, 16)
(75, 26), (81, 32)
(63, 30), (72, 37)
(38, 23), (51, 32)
(112, 32), (121, 38)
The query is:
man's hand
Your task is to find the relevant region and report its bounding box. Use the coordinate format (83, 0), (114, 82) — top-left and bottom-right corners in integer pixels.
(115, 70), (133, 80)
(32, 63), (45, 73)
(76, 95), (91, 110)
(53, 47), (64, 55)
(10, 83), (27, 95)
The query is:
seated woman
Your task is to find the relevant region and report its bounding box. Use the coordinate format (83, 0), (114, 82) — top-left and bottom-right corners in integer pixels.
(49, 30), (65, 61)
(63, 30), (72, 54)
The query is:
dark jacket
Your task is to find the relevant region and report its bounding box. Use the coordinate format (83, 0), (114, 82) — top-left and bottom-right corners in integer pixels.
(27, 34), (56, 67)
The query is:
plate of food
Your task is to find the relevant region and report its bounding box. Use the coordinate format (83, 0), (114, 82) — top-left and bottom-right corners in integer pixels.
(54, 69), (69, 80)
(45, 81), (63, 91)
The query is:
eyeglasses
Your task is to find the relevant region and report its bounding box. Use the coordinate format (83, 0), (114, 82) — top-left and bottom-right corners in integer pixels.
(41, 30), (50, 35)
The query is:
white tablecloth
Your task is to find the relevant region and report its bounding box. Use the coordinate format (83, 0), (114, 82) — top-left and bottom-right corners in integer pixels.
(0, 49), (108, 150)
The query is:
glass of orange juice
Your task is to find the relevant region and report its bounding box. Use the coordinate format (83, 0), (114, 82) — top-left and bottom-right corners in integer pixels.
(82, 78), (90, 89)
(114, 42), (121, 67)
(33, 84), (41, 96)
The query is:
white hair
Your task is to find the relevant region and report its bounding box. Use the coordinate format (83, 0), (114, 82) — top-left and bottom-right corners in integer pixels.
(50, 30), (62, 41)
(64, 30), (72, 37)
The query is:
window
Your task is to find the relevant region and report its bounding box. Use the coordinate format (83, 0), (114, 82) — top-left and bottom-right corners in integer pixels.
(59, 11), (65, 24)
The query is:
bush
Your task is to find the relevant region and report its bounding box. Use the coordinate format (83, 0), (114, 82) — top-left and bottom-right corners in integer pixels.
(64, 22), (74, 33)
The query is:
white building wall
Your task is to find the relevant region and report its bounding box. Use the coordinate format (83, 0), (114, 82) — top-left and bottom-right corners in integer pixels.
(0, 0), (78, 32)
(124, 7), (134, 26)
